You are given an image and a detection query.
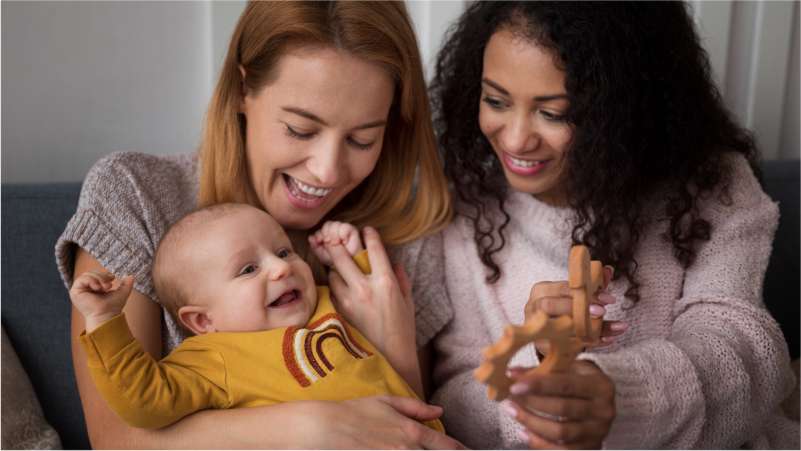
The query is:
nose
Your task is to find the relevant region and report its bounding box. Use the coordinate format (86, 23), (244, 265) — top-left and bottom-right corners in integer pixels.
(266, 256), (291, 281)
(500, 114), (538, 154)
(306, 137), (344, 186)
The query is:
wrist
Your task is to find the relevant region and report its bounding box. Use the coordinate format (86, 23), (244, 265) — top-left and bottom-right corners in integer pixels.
(84, 311), (120, 333)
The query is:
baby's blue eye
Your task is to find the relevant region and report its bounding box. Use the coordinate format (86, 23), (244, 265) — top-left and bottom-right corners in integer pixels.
(238, 264), (257, 276)
(276, 248), (292, 259)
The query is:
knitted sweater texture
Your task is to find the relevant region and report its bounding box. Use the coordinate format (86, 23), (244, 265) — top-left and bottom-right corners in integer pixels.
(406, 154), (799, 449)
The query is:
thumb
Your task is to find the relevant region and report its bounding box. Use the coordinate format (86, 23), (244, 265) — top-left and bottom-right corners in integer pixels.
(114, 275), (135, 300)
(380, 395), (443, 422)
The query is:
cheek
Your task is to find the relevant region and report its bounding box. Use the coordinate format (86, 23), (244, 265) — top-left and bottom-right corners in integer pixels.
(478, 107), (501, 141)
(348, 149), (382, 186)
(547, 127), (573, 160)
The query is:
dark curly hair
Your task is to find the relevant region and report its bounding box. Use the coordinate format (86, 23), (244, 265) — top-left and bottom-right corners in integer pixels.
(430, 1), (760, 302)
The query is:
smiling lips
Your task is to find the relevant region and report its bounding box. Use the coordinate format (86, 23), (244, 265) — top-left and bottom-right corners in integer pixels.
(283, 174), (333, 209)
(502, 152), (548, 176)
(268, 289), (301, 308)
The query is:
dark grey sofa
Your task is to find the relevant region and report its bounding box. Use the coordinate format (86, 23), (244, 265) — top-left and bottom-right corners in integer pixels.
(2, 161), (798, 449)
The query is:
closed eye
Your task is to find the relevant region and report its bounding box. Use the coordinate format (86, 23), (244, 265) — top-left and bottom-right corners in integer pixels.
(285, 124), (316, 140)
(347, 137), (374, 150)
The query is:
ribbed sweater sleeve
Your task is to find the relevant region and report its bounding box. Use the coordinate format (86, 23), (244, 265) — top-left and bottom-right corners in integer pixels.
(580, 157), (798, 449)
(55, 151), (198, 349)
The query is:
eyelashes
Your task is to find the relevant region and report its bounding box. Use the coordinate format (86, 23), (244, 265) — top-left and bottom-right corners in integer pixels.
(284, 124), (375, 150)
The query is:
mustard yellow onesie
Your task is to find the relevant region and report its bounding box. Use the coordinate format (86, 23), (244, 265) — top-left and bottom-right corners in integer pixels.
(79, 255), (443, 432)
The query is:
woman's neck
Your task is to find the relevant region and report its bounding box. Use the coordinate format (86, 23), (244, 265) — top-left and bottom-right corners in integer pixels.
(287, 228), (328, 284)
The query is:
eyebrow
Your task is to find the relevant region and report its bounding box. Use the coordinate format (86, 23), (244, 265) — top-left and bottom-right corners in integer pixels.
(481, 78), (568, 102)
(281, 106), (387, 130)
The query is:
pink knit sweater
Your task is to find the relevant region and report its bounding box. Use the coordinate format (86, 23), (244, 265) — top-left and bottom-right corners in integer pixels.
(406, 155), (799, 449)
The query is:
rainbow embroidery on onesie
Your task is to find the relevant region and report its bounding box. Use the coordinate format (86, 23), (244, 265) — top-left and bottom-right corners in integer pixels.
(282, 313), (372, 387)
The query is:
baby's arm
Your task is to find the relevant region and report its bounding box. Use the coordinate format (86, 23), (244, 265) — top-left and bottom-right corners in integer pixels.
(71, 272), (228, 429)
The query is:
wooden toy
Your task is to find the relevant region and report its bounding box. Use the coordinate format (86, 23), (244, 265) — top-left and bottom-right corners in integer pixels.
(474, 245), (604, 401)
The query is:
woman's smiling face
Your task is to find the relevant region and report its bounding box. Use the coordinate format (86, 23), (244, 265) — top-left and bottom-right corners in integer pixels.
(479, 29), (573, 207)
(241, 46), (394, 230)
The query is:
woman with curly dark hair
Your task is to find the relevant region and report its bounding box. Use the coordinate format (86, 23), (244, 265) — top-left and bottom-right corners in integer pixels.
(405, 1), (800, 448)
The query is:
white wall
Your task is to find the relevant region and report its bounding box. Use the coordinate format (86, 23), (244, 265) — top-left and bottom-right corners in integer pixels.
(2, 1), (798, 183)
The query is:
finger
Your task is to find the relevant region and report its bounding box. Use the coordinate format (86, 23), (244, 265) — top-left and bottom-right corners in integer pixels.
(416, 425), (466, 450)
(325, 242), (364, 284)
(507, 400), (585, 444)
(83, 272), (113, 291)
(600, 321), (628, 341)
(522, 430), (568, 450)
(603, 265), (614, 287)
(534, 295), (574, 317)
(380, 396), (443, 422)
(531, 281), (570, 299)
(362, 227), (394, 276)
(507, 366), (530, 378)
(513, 393), (593, 422)
(320, 222), (331, 242)
(336, 222), (351, 243)
(114, 275), (135, 299)
(328, 270), (350, 309)
(512, 373), (596, 399)
(394, 264), (412, 301)
(595, 291), (616, 305)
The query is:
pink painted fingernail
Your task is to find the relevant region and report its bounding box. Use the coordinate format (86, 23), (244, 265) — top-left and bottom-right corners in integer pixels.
(597, 292), (616, 304)
(610, 322), (629, 331)
(500, 400), (517, 417)
(509, 382), (529, 395)
(589, 304), (605, 317)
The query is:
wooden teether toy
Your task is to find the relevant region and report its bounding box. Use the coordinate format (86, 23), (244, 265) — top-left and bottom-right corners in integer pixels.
(474, 245), (604, 401)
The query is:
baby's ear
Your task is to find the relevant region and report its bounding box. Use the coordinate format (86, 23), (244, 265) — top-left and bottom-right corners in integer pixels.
(178, 305), (215, 335)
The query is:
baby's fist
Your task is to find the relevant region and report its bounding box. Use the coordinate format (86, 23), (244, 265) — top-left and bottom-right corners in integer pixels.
(309, 221), (364, 266)
(70, 271), (134, 331)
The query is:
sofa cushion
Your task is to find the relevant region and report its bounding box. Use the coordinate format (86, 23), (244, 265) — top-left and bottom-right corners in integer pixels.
(1, 183), (88, 449)
(1, 327), (62, 449)
(761, 160), (800, 359)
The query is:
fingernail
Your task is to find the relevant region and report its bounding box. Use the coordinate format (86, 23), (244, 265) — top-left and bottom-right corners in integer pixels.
(589, 304), (605, 317)
(509, 382), (529, 395)
(605, 265), (615, 277)
(500, 400), (517, 417)
(601, 336), (617, 343)
(517, 430), (530, 443)
(610, 322), (629, 331)
(598, 292), (616, 304)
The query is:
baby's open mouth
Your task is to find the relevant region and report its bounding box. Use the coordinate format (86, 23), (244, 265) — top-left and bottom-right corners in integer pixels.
(268, 289), (300, 308)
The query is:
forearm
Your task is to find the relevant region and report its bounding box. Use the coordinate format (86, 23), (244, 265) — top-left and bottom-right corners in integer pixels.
(582, 299), (793, 449)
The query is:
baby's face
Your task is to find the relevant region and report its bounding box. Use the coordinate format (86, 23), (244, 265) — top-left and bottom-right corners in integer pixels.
(181, 207), (317, 333)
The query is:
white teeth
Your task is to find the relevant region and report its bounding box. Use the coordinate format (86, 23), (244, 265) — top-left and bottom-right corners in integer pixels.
(509, 156), (540, 168)
(291, 177), (332, 197)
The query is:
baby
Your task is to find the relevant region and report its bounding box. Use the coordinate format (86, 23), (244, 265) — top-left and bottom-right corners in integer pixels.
(70, 203), (441, 431)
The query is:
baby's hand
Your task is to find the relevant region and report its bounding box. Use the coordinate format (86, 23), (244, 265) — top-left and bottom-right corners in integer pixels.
(69, 271), (134, 332)
(309, 221), (364, 266)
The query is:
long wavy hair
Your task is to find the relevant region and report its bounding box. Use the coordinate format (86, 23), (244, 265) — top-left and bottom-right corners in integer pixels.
(431, 1), (760, 302)
(198, 1), (451, 245)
